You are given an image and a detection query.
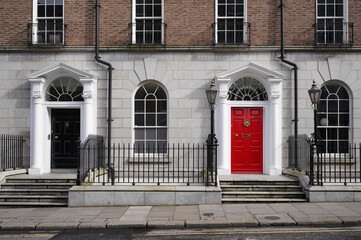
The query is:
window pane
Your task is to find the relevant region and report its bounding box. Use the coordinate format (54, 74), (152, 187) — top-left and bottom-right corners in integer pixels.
(46, 5), (54, 17)
(155, 88), (166, 99)
(134, 141), (144, 153)
(157, 129), (167, 140)
(318, 5), (325, 17)
(154, 5), (161, 17)
(135, 129), (145, 139)
(38, 0), (46, 4)
(218, 5), (225, 16)
(146, 114), (155, 126)
(236, 5), (243, 16)
(339, 128), (348, 140)
(136, 5), (144, 17)
(135, 86), (146, 99)
(327, 128), (337, 140)
(339, 101), (349, 112)
(326, 5), (334, 17)
(339, 114), (349, 126)
(145, 141), (156, 152)
(55, 5), (62, 17)
(157, 101), (167, 112)
(328, 100), (338, 112)
(146, 129), (156, 140)
(157, 114), (167, 126)
(336, 5), (343, 16)
(135, 101), (144, 112)
(47, 0), (55, 4)
(145, 5), (152, 17)
(146, 100), (156, 112)
(157, 141), (167, 153)
(227, 5), (235, 16)
(55, 0), (63, 4)
(135, 114), (144, 126)
(328, 114), (338, 126)
(38, 6), (45, 17)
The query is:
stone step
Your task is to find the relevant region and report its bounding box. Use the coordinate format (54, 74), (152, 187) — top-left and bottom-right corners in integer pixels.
(0, 189), (68, 196)
(222, 191), (306, 199)
(0, 201), (68, 207)
(5, 178), (77, 184)
(0, 195), (68, 203)
(222, 198), (308, 204)
(219, 180), (299, 186)
(1, 183), (75, 190)
(220, 185), (302, 192)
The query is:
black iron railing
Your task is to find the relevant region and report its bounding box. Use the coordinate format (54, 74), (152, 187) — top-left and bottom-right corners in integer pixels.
(212, 21), (251, 45)
(78, 140), (218, 186)
(77, 135), (105, 185)
(27, 22), (67, 46)
(128, 21), (167, 45)
(0, 134), (24, 171)
(309, 143), (360, 186)
(314, 21), (353, 46)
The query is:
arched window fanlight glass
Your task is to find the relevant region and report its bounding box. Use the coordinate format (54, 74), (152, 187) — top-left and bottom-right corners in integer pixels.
(46, 77), (84, 101)
(228, 77), (268, 101)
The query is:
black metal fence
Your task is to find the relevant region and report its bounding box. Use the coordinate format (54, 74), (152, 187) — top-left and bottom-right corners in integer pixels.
(78, 139), (218, 186)
(77, 135), (105, 185)
(0, 134), (24, 171)
(314, 21), (353, 45)
(309, 143), (361, 186)
(212, 21), (251, 45)
(27, 22), (67, 46)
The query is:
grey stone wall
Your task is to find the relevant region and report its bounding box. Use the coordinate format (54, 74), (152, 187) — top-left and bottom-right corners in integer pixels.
(1, 50), (361, 170)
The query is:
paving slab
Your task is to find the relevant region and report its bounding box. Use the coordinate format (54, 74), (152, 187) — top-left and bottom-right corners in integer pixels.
(147, 220), (185, 228)
(174, 205), (199, 220)
(147, 206), (175, 221)
(120, 206), (151, 222)
(255, 214), (296, 226)
(36, 221), (80, 230)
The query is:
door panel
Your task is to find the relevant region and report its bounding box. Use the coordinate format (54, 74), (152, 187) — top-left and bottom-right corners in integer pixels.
(231, 107), (263, 173)
(51, 109), (80, 168)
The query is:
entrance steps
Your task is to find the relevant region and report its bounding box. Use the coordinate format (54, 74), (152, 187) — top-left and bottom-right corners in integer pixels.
(220, 175), (308, 203)
(0, 173), (76, 207)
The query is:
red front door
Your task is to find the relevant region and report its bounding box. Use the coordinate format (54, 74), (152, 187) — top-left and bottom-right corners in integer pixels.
(231, 107), (263, 173)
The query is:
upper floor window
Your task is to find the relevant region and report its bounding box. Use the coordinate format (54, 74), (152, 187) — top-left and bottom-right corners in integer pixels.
(214, 0), (250, 45)
(130, 0), (165, 45)
(317, 82), (351, 153)
(30, 0), (65, 45)
(315, 0), (353, 45)
(134, 82), (167, 153)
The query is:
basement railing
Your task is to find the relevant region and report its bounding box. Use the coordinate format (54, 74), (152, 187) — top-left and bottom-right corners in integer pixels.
(0, 134), (24, 171)
(77, 138), (218, 186)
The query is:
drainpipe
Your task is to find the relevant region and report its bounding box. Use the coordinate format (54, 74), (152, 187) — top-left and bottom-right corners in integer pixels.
(95, 0), (114, 184)
(279, 0), (299, 170)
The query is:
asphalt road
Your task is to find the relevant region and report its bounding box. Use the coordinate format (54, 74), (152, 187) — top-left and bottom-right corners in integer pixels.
(1, 226), (361, 240)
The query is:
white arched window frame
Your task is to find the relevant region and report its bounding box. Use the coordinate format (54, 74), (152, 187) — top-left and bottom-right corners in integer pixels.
(45, 77), (84, 102)
(317, 81), (352, 153)
(133, 82), (168, 153)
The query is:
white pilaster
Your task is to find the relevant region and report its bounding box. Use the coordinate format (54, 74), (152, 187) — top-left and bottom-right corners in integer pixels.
(29, 78), (45, 174)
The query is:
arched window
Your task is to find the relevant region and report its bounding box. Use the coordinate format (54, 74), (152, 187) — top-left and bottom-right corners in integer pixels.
(46, 77), (83, 101)
(228, 77), (268, 101)
(317, 82), (350, 153)
(134, 82), (167, 153)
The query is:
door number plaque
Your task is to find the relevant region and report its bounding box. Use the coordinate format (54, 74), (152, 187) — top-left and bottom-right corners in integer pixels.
(244, 120), (251, 127)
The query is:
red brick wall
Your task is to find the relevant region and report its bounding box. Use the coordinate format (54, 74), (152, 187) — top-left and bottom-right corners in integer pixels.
(0, 0), (32, 46)
(0, 0), (359, 47)
(165, 0), (214, 46)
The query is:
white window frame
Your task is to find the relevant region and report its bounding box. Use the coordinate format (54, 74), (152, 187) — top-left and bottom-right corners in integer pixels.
(133, 82), (168, 154)
(131, 0), (165, 45)
(317, 81), (352, 154)
(316, 0), (348, 45)
(214, 0), (248, 45)
(32, 0), (65, 45)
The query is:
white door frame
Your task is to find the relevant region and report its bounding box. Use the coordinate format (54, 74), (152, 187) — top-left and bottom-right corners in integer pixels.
(28, 63), (96, 174)
(215, 63), (284, 175)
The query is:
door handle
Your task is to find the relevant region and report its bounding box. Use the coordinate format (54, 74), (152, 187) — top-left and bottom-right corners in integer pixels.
(242, 134), (251, 137)
(54, 136), (59, 140)
(235, 134), (238, 137)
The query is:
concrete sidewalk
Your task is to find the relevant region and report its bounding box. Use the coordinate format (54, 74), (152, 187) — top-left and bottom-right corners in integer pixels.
(1, 202), (361, 231)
